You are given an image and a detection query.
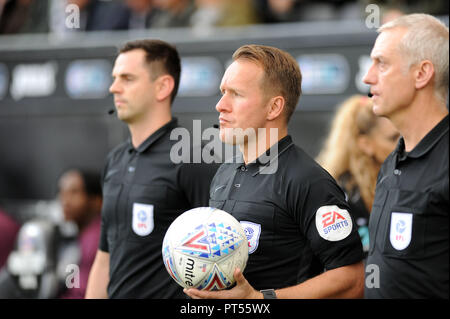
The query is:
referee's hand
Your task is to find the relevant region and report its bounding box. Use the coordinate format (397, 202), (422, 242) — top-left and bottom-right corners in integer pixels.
(183, 268), (263, 299)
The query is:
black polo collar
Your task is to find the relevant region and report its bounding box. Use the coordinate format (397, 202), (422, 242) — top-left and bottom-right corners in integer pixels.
(127, 118), (178, 154)
(236, 135), (294, 175)
(395, 114), (449, 160)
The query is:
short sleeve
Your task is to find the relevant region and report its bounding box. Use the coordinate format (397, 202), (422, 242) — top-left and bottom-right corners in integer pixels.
(297, 177), (364, 270)
(98, 160), (109, 252)
(99, 213), (109, 252)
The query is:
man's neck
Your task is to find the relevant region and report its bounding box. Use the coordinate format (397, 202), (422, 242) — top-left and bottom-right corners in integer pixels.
(393, 95), (448, 152)
(240, 126), (287, 164)
(128, 111), (172, 149)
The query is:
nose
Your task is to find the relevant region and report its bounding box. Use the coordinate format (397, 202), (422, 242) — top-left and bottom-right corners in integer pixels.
(109, 78), (121, 94)
(59, 192), (69, 209)
(216, 94), (230, 113)
(363, 63), (376, 85)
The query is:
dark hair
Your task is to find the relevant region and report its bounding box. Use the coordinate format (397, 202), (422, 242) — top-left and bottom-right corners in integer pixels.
(57, 168), (102, 198)
(78, 170), (102, 198)
(119, 39), (181, 103)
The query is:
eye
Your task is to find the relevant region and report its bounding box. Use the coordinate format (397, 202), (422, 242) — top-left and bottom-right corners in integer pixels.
(377, 59), (387, 70)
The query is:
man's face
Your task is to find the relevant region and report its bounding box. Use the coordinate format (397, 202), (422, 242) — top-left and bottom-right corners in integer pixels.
(363, 28), (416, 119)
(110, 49), (157, 124)
(58, 171), (89, 224)
(216, 59), (271, 145)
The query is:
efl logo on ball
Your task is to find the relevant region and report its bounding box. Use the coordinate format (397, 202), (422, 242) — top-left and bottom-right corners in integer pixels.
(315, 205), (352, 241)
(162, 207), (248, 290)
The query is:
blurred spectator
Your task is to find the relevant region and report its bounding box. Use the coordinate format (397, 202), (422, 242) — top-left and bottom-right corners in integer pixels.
(1, 0), (133, 35)
(381, 7), (405, 24)
(190, 0), (223, 29)
(254, 0), (391, 23)
(151, 0), (196, 28)
(220, 0), (259, 26)
(0, 168), (101, 298)
(57, 169), (102, 299)
(316, 95), (399, 253)
(360, 0), (449, 24)
(48, 0), (129, 35)
(125, 0), (161, 29)
(0, 0), (49, 34)
(253, 0), (302, 23)
(190, 0), (259, 30)
(253, 0), (361, 23)
(0, 208), (20, 269)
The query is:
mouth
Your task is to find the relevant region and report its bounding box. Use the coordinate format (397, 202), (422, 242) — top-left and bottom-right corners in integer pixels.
(369, 90), (379, 98)
(114, 99), (127, 107)
(219, 117), (231, 126)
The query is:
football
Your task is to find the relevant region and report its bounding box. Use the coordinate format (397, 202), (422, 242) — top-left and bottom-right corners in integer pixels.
(162, 207), (249, 290)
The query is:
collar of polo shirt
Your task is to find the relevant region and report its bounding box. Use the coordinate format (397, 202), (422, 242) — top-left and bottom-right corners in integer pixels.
(127, 118), (179, 154)
(395, 114), (449, 160)
(235, 135), (295, 176)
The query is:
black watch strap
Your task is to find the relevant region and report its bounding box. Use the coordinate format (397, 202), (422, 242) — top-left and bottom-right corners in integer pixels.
(260, 289), (277, 299)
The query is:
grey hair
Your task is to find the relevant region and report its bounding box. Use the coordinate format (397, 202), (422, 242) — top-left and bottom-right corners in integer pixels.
(378, 13), (449, 102)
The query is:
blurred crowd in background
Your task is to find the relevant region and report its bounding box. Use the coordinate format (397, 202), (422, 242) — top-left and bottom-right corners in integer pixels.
(0, 0), (448, 36)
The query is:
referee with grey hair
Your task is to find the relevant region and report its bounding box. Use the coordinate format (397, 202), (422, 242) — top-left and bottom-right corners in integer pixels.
(363, 13), (449, 298)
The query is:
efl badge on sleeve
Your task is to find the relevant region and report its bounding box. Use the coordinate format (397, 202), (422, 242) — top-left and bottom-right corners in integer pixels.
(389, 212), (412, 250)
(240, 221), (261, 254)
(132, 203), (154, 236)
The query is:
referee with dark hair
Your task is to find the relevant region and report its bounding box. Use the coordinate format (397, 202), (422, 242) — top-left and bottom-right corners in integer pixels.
(85, 39), (219, 298)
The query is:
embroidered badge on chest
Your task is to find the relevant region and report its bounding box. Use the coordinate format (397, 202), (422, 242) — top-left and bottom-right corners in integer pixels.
(315, 205), (353, 241)
(389, 212), (412, 250)
(239, 221), (261, 254)
(132, 203), (154, 236)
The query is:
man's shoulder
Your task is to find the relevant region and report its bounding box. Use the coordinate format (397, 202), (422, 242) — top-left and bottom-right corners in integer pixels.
(284, 144), (333, 181)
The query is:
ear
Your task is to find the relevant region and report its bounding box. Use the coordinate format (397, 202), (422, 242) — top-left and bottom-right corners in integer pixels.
(155, 75), (175, 102)
(357, 135), (374, 157)
(266, 96), (285, 121)
(414, 60), (435, 90)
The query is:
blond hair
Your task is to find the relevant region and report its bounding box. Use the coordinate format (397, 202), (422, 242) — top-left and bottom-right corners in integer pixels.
(232, 44), (302, 123)
(316, 95), (381, 211)
(379, 13), (449, 101)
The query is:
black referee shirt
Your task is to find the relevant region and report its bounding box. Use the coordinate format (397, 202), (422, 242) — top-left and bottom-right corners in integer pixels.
(99, 118), (219, 298)
(209, 135), (364, 290)
(365, 115), (449, 299)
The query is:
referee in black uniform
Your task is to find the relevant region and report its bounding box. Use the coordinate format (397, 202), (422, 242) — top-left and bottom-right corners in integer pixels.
(85, 40), (218, 298)
(363, 14), (449, 298)
(184, 45), (365, 299)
